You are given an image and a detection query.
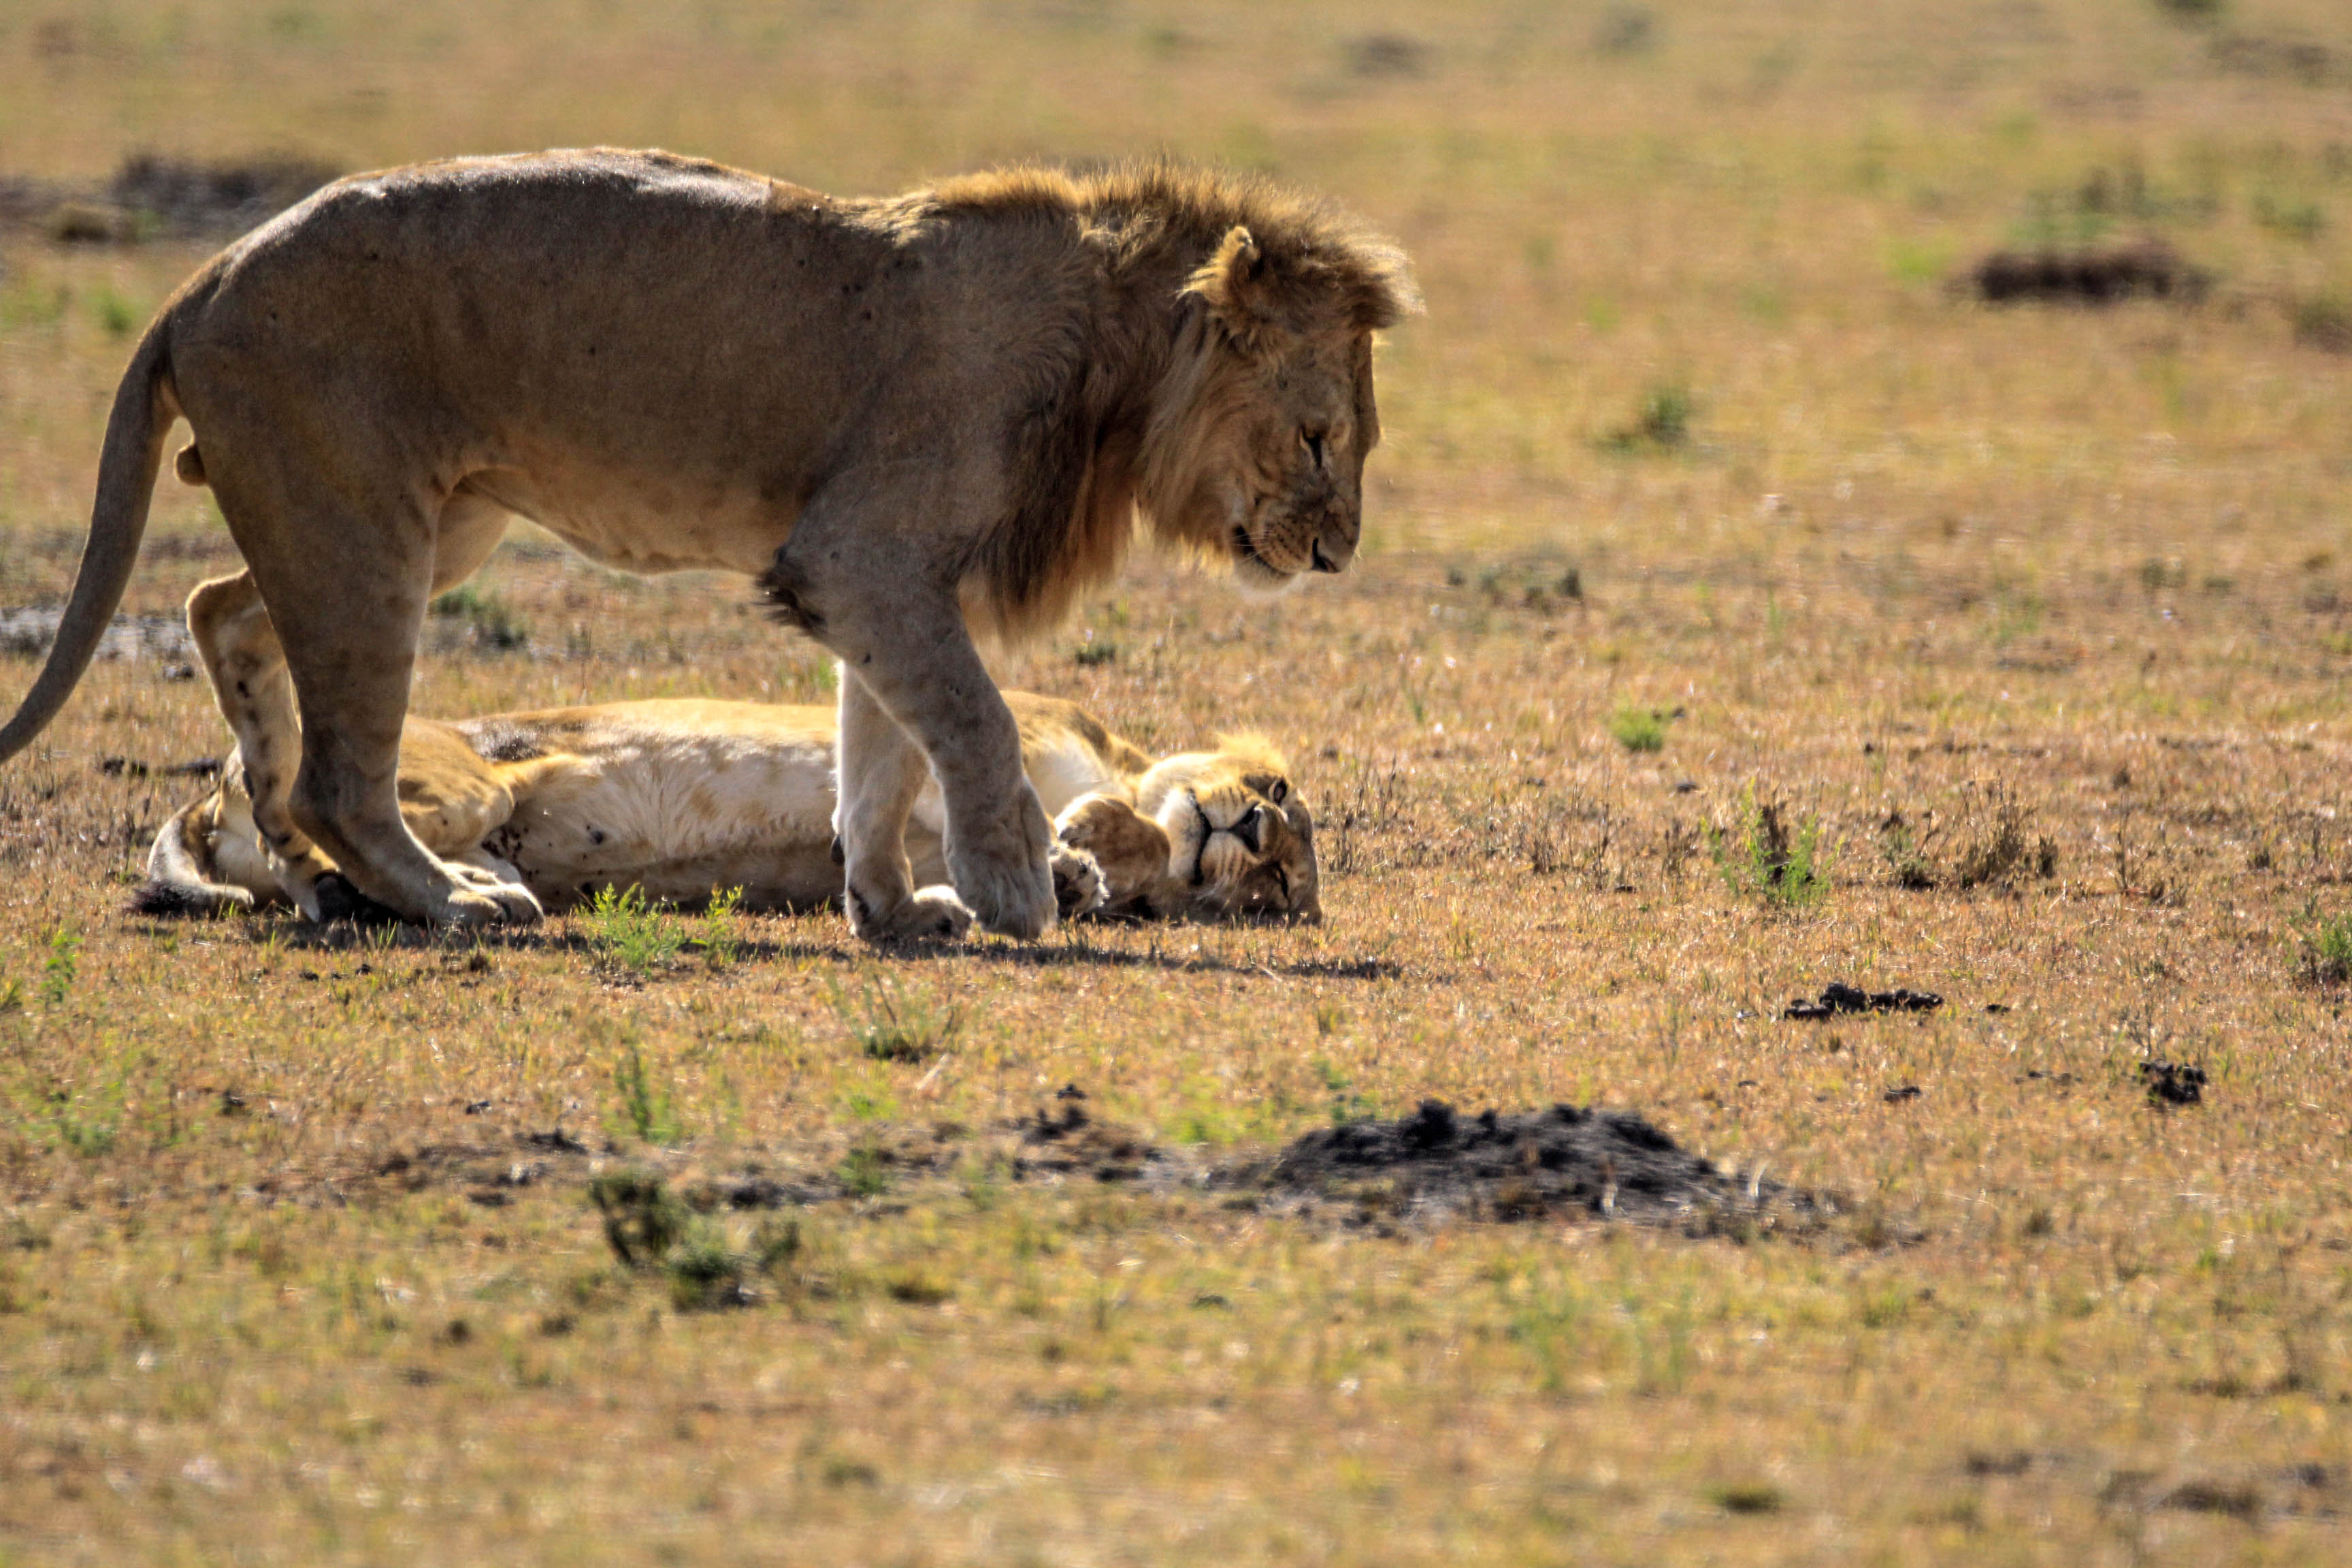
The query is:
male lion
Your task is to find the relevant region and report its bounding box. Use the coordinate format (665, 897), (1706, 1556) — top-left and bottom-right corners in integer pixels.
(137, 690), (1320, 928)
(0, 149), (1411, 940)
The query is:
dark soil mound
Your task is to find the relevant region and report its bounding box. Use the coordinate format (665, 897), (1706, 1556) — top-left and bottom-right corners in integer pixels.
(1784, 983), (1943, 1020)
(1014, 1089), (1159, 1182)
(1967, 242), (2208, 306)
(1243, 1100), (1819, 1232)
(2142, 1060), (2208, 1107)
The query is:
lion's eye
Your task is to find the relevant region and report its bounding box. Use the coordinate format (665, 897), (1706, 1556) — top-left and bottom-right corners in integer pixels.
(1267, 778), (1288, 804)
(1301, 429), (1326, 470)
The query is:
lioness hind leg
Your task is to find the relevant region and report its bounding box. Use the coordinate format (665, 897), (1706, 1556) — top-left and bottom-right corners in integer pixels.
(836, 666), (970, 941)
(186, 571), (340, 919)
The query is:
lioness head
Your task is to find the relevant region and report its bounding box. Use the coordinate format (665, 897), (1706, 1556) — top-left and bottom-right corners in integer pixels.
(1138, 738), (1320, 923)
(1146, 210), (1416, 589)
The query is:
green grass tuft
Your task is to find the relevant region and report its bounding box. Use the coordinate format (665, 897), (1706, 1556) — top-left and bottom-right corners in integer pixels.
(1607, 703), (1671, 753)
(581, 885), (685, 977)
(1710, 789), (1827, 910)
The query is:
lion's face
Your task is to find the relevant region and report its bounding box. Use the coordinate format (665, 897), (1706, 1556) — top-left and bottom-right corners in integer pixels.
(1213, 329), (1380, 588)
(1151, 221), (1402, 591)
(1143, 751), (1321, 922)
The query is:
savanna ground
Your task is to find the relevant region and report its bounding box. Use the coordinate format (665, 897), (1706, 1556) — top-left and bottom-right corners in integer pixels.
(3, 0), (2352, 1561)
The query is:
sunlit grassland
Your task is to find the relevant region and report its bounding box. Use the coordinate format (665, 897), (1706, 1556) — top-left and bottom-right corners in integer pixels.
(3, 0), (2352, 1562)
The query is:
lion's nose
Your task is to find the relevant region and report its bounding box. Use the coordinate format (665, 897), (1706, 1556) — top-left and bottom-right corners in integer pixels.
(1310, 539), (1342, 574)
(1233, 804), (1266, 853)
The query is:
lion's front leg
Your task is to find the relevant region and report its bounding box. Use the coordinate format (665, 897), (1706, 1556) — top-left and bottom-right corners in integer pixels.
(835, 666), (973, 941)
(815, 602), (1054, 941)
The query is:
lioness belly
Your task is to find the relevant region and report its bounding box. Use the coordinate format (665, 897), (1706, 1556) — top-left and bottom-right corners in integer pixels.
(485, 709), (842, 912)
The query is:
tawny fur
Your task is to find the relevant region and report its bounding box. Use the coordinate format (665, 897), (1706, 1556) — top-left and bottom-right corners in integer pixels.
(137, 691), (1320, 927)
(0, 148), (1410, 943)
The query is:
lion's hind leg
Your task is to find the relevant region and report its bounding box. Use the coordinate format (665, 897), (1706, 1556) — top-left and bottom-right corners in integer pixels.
(201, 468), (535, 926)
(186, 571), (342, 919)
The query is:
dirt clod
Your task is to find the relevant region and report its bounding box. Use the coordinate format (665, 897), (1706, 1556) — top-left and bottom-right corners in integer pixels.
(1017, 1096), (1158, 1182)
(1784, 983), (1944, 1019)
(2141, 1060), (2208, 1107)
(1966, 242), (2208, 306)
(1242, 1100), (1817, 1230)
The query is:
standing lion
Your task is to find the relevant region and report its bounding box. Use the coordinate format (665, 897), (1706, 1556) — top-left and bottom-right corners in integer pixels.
(0, 150), (1413, 940)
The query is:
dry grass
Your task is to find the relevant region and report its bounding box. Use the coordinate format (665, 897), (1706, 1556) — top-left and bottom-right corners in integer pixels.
(5, 0), (2352, 1561)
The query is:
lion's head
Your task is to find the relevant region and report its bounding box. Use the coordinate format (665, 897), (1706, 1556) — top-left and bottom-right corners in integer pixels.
(1137, 736), (1320, 923)
(1128, 182), (1416, 590)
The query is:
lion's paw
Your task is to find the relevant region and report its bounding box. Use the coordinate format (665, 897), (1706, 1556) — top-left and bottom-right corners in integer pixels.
(1051, 843), (1107, 921)
(426, 863), (543, 926)
(850, 884), (973, 943)
(945, 789), (1057, 940)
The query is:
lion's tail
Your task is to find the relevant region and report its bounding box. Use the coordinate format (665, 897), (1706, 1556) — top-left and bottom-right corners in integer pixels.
(131, 799), (257, 918)
(0, 319), (176, 764)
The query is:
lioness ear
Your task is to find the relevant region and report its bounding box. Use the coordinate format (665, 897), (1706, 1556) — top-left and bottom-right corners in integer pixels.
(1186, 225), (1283, 349)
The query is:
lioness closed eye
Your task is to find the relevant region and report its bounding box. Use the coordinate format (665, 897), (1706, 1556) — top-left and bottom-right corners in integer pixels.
(0, 149), (1411, 944)
(139, 690), (1320, 928)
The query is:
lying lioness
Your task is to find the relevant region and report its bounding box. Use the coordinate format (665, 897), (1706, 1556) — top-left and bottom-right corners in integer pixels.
(137, 692), (1320, 926)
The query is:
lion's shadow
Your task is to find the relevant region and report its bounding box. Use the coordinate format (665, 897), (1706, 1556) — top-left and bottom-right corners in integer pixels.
(189, 913), (1404, 982)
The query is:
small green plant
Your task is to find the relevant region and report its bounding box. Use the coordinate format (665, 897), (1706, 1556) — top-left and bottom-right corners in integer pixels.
(39, 927), (80, 1007)
(2292, 902), (2352, 986)
(0, 978), (22, 1013)
(429, 581), (529, 651)
(587, 1172), (791, 1310)
(1607, 703), (1671, 753)
(1071, 638), (1118, 667)
(662, 1226), (751, 1311)
(829, 971), (961, 1063)
(91, 285), (138, 337)
(1599, 382), (1693, 454)
(1710, 789), (1827, 910)
(2255, 192), (2324, 243)
(608, 1043), (685, 1145)
(838, 1142), (892, 1198)
(1878, 810), (1938, 889)
(1311, 1057), (1375, 1124)
(581, 885), (685, 976)
(696, 886), (744, 970)
(587, 1170), (687, 1265)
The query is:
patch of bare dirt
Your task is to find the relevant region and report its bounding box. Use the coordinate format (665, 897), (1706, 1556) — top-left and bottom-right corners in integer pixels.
(1228, 1100), (1825, 1232)
(207, 1091), (1831, 1241)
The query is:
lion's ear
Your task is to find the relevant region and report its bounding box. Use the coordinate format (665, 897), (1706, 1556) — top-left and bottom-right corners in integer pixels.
(1186, 225), (1284, 350)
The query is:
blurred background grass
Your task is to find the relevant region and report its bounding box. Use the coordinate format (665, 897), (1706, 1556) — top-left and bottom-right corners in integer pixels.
(4, 0), (2349, 582)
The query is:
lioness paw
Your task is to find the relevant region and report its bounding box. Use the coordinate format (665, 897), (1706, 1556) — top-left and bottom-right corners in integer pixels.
(850, 885), (973, 943)
(1051, 843), (1107, 920)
